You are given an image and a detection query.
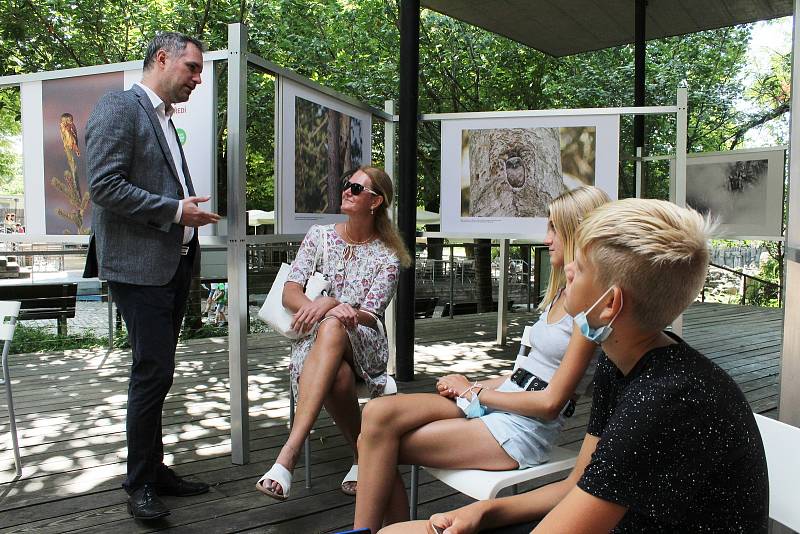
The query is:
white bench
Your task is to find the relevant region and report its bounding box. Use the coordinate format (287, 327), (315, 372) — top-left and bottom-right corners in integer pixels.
(755, 413), (800, 532)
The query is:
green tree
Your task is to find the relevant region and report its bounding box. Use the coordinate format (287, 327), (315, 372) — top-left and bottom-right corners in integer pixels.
(0, 1), (791, 310)
(0, 89), (22, 194)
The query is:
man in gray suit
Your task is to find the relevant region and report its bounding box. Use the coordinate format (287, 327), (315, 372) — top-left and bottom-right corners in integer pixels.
(85, 32), (219, 520)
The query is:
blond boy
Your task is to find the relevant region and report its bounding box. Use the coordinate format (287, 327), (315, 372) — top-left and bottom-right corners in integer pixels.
(382, 199), (768, 534)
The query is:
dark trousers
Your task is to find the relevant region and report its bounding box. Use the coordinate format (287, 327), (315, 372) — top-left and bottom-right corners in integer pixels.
(109, 246), (194, 493)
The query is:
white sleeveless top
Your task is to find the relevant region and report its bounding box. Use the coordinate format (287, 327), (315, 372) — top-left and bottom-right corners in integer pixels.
(505, 297), (600, 397)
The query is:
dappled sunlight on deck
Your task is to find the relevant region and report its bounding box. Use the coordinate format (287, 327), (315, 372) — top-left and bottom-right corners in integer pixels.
(0, 302), (783, 532)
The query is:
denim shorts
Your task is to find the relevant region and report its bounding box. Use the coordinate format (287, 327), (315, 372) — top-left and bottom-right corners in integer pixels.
(478, 381), (563, 469)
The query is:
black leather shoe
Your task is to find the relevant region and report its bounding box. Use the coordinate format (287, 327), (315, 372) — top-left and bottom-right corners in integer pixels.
(154, 468), (210, 497)
(127, 484), (170, 520)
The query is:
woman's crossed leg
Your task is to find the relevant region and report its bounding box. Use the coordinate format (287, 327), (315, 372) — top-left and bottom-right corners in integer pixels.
(354, 393), (518, 533)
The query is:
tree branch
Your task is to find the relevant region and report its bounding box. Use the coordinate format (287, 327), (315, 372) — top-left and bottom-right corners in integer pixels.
(726, 102), (789, 150)
(23, 0), (85, 66)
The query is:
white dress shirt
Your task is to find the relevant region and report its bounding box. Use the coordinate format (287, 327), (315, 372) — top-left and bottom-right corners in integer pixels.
(135, 82), (194, 244)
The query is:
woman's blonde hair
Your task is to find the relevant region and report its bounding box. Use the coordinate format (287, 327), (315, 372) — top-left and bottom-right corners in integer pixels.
(539, 186), (611, 310)
(358, 166), (412, 268)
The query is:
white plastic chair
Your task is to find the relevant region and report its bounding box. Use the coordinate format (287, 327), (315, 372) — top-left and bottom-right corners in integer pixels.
(409, 325), (578, 518)
(755, 413), (800, 532)
(0, 301), (22, 477)
(289, 374), (397, 489)
(414, 446), (576, 503)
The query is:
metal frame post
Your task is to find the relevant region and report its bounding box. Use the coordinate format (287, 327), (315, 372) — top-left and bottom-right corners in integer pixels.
(384, 100), (398, 375)
(226, 23), (250, 465)
(669, 86), (689, 337)
(497, 239), (509, 345)
(526, 245), (532, 311)
(674, 86), (688, 207)
(107, 288), (113, 349)
(449, 244), (455, 319)
(778, 0), (800, 431)
(635, 146), (644, 198)
(396, 0), (420, 381)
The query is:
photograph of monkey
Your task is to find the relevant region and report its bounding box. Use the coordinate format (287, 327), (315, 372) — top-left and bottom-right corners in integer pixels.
(460, 126), (595, 217)
(294, 95), (364, 214)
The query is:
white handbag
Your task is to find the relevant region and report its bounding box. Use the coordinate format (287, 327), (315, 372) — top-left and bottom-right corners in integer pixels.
(258, 231), (331, 339)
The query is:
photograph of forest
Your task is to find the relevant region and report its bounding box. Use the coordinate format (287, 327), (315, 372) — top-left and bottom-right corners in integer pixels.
(294, 95), (364, 214)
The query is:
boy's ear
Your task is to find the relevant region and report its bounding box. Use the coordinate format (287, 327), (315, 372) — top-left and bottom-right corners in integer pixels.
(597, 286), (623, 323)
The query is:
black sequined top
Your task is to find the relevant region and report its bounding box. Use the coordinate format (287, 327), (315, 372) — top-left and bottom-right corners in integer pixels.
(578, 334), (769, 533)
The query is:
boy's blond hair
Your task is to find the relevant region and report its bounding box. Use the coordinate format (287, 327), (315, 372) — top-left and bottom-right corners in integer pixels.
(575, 199), (715, 331)
(539, 186), (611, 310)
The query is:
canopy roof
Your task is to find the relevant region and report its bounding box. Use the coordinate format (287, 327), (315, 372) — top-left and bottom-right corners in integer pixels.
(421, 0), (793, 57)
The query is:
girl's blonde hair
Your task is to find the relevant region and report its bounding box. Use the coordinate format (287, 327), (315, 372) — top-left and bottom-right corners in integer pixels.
(358, 166), (412, 268)
(538, 186), (611, 310)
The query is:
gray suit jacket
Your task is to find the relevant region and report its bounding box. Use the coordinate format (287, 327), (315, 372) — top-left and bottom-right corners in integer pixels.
(84, 84), (197, 286)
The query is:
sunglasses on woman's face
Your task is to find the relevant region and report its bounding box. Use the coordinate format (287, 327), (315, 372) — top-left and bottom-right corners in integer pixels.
(342, 180), (379, 197)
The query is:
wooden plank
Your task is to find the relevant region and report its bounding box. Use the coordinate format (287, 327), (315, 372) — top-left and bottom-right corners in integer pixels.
(0, 301), (783, 533)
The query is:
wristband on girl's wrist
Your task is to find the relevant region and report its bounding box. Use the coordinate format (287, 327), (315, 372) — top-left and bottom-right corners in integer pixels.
(459, 381), (484, 401)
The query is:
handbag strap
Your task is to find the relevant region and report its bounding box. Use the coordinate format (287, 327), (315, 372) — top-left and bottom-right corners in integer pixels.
(361, 309), (386, 338)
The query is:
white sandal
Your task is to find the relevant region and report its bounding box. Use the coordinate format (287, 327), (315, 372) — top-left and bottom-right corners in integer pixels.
(256, 463), (292, 501)
(341, 464), (358, 496)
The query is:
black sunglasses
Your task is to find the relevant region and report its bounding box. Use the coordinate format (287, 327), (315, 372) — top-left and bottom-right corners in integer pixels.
(342, 180), (379, 197)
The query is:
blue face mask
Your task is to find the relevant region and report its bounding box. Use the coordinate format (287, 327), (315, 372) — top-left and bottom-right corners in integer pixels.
(456, 393), (486, 419)
(573, 286), (623, 344)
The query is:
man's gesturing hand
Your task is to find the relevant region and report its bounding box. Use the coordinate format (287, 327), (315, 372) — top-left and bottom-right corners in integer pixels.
(180, 196), (221, 227)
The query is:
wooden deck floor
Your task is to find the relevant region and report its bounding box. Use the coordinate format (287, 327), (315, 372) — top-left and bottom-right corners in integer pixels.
(0, 302), (784, 533)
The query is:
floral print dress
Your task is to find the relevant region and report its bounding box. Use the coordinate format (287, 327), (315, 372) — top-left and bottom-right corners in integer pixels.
(286, 224), (400, 399)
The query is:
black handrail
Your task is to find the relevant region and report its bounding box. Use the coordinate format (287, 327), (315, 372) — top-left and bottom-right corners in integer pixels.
(704, 262), (782, 306)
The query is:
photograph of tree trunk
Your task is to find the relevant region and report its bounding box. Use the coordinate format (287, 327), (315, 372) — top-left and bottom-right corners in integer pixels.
(294, 95), (364, 214)
(461, 126), (595, 217)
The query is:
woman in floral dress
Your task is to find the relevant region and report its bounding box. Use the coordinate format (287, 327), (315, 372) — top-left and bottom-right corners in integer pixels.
(256, 166), (411, 501)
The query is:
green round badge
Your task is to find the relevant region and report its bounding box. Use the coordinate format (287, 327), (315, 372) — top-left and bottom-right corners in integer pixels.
(176, 128), (187, 145)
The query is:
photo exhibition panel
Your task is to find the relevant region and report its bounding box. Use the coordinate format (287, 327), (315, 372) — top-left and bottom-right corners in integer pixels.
(440, 113), (619, 239)
(671, 148), (785, 240)
(20, 63), (216, 237)
(277, 77), (372, 235)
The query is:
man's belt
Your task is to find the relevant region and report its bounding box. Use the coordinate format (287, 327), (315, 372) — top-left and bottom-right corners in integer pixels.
(510, 368), (576, 418)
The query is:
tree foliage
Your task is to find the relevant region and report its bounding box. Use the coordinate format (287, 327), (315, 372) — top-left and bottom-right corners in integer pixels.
(0, 88), (22, 193)
(0, 1), (789, 219)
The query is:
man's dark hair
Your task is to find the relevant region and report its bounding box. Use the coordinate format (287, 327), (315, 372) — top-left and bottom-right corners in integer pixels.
(143, 32), (206, 71)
